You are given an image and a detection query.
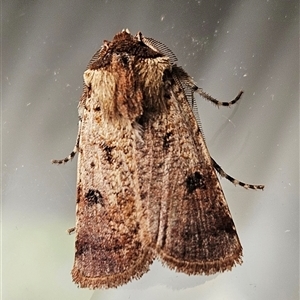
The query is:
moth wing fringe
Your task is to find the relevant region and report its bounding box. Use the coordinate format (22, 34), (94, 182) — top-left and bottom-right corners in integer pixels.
(157, 250), (243, 276)
(72, 250), (155, 289)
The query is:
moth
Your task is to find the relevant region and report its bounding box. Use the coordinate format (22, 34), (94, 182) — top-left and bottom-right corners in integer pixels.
(53, 29), (264, 289)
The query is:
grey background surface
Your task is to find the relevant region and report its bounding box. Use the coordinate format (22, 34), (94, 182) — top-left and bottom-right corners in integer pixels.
(2, 1), (299, 299)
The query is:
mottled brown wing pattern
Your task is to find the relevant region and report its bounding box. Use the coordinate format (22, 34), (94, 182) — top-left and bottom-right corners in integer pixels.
(71, 53), (155, 289)
(52, 29), (263, 289)
(137, 70), (242, 275)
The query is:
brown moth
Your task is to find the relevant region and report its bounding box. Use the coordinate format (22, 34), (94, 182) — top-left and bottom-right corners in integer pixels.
(53, 29), (264, 289)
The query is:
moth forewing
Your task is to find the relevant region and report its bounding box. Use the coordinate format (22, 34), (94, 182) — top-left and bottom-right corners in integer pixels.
(137, 75), (243, 275)
(71, 39), (157, 288)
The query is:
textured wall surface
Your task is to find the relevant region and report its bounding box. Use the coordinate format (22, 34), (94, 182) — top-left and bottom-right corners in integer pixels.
(3, 1), (298, 299)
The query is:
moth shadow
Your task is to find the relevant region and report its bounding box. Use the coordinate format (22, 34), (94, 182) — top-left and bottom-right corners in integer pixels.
(123, 260), (217, 290)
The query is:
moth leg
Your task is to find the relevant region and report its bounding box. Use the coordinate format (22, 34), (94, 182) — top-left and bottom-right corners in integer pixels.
(211, 157), (264, 190)
(196, 89), (243, 107)
(67, 227), (75, 235)
(52, 119), (81, 164)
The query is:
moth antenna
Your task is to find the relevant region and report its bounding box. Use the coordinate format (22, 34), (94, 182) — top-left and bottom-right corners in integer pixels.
(137, 32), (178, 65)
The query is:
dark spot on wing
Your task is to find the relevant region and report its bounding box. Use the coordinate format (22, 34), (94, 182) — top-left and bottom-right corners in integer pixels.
(85, 189), (104, 206)
(102, 143), (115, 164)
(186, 171), (206, 193)
(163, 131), (173, 149)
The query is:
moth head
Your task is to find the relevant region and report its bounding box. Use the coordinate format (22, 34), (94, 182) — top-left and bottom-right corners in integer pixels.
(87, 30), (177, 70)
(83, 30), (174, 122)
